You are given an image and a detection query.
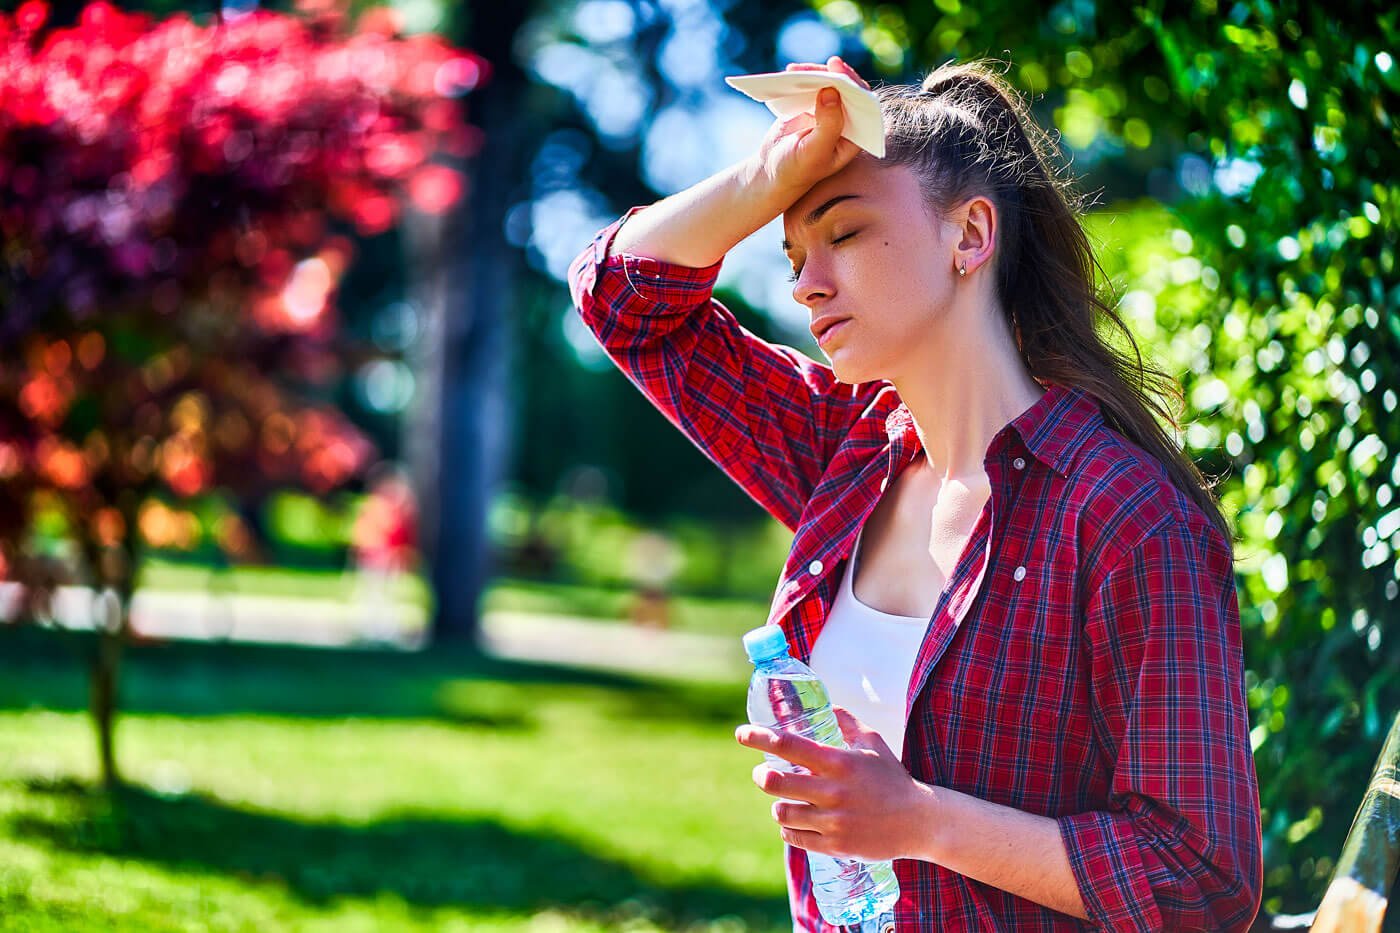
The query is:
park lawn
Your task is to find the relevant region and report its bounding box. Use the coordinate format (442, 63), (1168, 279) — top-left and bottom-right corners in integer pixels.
(0, 628), (789, 932)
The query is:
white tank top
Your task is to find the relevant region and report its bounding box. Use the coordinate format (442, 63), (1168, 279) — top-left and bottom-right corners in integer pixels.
(808, 523), (932, 762)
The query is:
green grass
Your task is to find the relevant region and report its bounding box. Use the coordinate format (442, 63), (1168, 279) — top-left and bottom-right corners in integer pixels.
(0, 627), (788, 931)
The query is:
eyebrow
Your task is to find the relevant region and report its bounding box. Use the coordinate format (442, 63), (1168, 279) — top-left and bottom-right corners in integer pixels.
(781, 195), (862, 252)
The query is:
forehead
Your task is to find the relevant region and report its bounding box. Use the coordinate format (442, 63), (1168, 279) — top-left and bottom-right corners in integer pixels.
(781, 158), (919, 233)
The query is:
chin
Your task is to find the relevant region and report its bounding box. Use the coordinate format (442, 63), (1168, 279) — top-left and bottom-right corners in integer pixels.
(827, 354), (872, 385)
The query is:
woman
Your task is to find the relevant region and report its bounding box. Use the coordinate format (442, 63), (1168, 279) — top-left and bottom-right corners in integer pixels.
(567, 57), (1262, 931)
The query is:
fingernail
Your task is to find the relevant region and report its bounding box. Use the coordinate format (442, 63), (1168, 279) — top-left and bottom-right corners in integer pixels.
(820, 88), (837, 106)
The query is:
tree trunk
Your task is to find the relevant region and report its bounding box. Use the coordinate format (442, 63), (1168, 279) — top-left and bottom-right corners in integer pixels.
(85, 513), (138, 790)
(91, 602), (124, 789)
(404, 1), (531, 647)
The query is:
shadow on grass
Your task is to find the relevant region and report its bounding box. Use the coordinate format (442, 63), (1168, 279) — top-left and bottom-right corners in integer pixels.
(12, 778), (789, 930)
(0, 625), (746, 730)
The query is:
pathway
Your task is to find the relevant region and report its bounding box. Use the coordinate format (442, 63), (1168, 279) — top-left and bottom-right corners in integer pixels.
(0, 583), (747, 681)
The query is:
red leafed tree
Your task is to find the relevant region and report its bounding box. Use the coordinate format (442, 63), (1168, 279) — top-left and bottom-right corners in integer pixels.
(0, 0), (486, 787)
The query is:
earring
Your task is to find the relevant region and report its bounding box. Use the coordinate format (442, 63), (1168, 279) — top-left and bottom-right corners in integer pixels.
(958, 262), (967, 277)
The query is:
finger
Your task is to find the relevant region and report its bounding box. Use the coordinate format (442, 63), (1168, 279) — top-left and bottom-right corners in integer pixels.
(831, 704), (873, 743)
(752, 762), (834, 804)
(832, 705), (896, 757)
(736, 724), (841, 772)
(775, 111), (816, 135)
(828, 56), (872, 91)
(780, 826), (823, 851)
(832, 136), (862, 167)
(809, 87), (845, 141)
(786, 60), (870, 92)
(772, 798), (826, 832)
(806, 87), (845, 154)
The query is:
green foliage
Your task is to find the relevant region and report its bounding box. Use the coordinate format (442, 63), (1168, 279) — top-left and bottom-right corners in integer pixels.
(487, 491), (792, 601)
(263, 492), (357, 566)
(816, 0), (1399, 912)
(1148, 12), (1399, 904)
(74, 490), (366, 569)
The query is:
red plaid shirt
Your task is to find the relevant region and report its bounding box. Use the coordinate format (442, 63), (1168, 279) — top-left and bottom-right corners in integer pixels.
(569, 208), (1263, 931)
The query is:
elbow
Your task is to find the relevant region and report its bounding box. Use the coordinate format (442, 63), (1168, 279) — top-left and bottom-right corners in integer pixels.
(1205, 799), (1265, 932)
(1198, 858), (1263, 933)
(1219, 840), (1264, 933)
(1154, 828), (1264, 932)
(1061, 805), (1263, 931)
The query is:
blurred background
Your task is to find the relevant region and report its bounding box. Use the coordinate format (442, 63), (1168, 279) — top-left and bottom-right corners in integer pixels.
(0, 0), (1395, 929)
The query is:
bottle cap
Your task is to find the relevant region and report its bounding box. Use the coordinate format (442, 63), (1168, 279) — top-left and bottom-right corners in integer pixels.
(742, 624), (790, 663)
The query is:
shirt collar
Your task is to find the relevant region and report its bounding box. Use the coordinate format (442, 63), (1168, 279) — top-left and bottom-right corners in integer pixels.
(883, 382), (1104, 479)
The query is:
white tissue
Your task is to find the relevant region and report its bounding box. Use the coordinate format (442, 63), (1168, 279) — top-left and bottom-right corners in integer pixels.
(725, 70), (886, 159)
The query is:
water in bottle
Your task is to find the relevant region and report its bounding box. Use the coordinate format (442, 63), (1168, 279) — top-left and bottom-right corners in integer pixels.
(743, 624), (899, 930)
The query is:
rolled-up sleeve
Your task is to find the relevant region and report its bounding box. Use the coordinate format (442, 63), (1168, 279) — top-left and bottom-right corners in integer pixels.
(1058, 518), (1263, 930)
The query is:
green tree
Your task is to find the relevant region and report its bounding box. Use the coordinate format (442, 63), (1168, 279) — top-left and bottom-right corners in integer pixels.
(816, 0), (1398, 913)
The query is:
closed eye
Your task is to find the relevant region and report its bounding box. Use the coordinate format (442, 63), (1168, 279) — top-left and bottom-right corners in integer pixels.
(786, 231), (860, 283)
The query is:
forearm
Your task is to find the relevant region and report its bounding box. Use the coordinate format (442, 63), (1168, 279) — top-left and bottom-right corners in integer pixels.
(911, 783), (1089, 921)
(609, 158), (797, 268)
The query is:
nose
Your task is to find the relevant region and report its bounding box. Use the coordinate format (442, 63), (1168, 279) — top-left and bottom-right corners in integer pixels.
(792, 264), (833, 309)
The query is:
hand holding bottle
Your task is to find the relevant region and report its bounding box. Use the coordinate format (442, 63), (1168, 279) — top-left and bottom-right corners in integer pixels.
(737, 704), (932, 863)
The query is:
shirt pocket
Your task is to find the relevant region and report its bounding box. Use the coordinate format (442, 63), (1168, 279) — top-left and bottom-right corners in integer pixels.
(934, 555), (1094, 803)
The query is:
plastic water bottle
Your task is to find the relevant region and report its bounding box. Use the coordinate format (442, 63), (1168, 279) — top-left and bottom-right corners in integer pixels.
(743, 624), (899, 931)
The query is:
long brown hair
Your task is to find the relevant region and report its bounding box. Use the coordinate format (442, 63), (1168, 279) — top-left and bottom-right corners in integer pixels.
(876, 60), (1233, 547)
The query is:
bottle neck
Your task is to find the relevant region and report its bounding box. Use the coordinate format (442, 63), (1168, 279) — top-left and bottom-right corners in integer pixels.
(752, 652), (803, 673)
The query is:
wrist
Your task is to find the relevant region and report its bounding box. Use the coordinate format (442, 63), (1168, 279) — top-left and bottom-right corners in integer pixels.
(908, 780), (947, 863)
(733, 156), (804, 214)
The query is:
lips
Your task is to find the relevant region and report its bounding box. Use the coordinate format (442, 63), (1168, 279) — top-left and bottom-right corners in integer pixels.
(810, 315), (852, 344)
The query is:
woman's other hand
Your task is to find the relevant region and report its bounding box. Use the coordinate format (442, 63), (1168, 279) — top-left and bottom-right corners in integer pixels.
(736, 704), (935, 862)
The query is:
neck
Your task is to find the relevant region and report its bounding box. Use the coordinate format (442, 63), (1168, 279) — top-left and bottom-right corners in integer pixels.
(890, 298), (1046, 482)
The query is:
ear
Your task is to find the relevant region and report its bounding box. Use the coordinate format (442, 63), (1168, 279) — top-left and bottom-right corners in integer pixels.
(952, 195), (997, 279)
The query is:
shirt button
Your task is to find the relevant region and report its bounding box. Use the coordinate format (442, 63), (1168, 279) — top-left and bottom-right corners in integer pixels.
(808, 559), (824, 576)
(1013, 457), (1026, 470)
(1013, 565), (1027, 582)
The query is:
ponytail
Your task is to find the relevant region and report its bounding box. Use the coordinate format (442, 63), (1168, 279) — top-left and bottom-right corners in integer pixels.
(876, 61), (1233, 548)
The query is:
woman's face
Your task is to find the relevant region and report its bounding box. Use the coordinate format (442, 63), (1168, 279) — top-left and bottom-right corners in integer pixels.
(782, 157), (957, 386)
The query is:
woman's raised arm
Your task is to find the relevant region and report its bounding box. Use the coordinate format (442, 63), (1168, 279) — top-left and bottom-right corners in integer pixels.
(568, 58), (887, 531)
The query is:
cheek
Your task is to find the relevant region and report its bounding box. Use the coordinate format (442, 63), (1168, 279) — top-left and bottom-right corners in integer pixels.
(828, 243), (948, 382)
(859, 240), (944, 302)
(859, 250), (947, 331)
